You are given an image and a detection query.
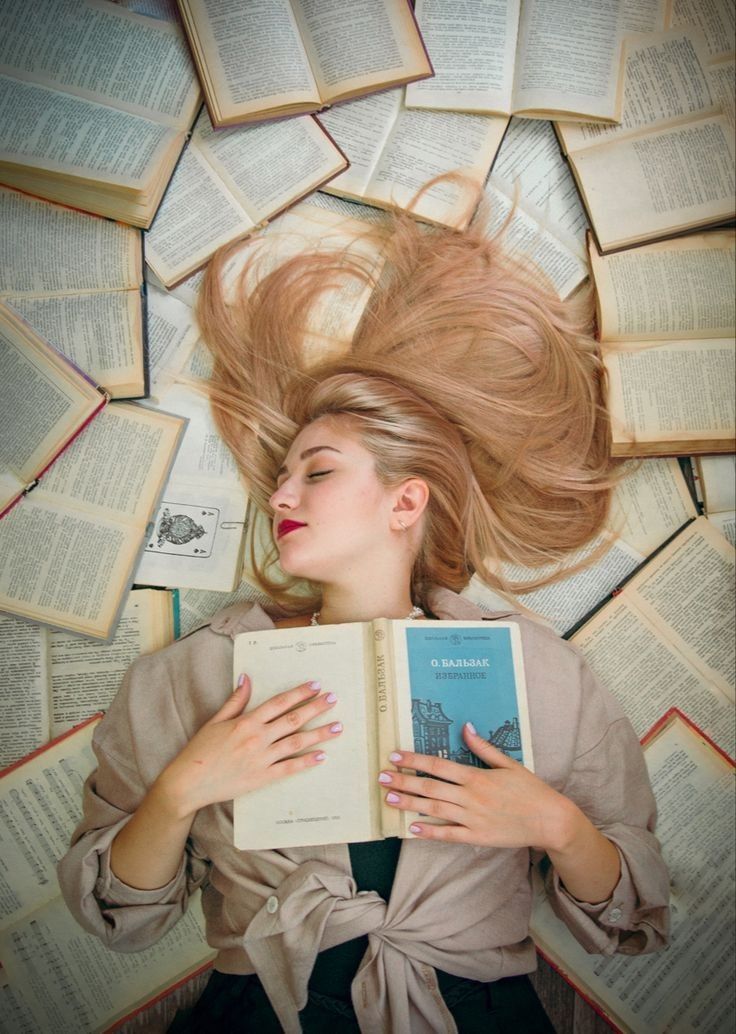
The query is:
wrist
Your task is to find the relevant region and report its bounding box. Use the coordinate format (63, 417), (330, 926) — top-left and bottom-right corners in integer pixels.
(150, 767), (199, 825)
(544, 794), (590, 856)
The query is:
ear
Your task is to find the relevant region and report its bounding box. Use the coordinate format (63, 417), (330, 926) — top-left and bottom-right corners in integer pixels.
(391, 478), (429, 531)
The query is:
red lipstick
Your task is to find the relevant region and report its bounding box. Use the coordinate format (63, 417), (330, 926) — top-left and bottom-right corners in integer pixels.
(277, 519), (306, 539)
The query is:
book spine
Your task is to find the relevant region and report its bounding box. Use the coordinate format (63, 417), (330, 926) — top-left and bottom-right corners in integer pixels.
(373, 618), (402, 838)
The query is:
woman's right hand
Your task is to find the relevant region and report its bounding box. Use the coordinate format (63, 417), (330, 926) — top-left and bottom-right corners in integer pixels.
(155, 675), (341, 820)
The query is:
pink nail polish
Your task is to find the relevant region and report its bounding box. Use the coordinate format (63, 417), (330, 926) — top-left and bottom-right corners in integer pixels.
(389, 752), (402, 763)
(329, 722), (342, 734)
(386, 792), (400, 804)
(236, 672), (246, 688)
(409, 824), (422, 834)
(465, 721), (477, 735)
(326, 692), (337, 704)
(378, 772), (392, 784)
(314, 752), (327, 762)
(308, 680), (321, 692)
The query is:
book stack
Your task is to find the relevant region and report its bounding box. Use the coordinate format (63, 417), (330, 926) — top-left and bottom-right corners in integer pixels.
(1, 0), (734, 1031)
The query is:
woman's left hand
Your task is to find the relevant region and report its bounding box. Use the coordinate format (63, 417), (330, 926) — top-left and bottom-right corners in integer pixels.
(381, 722), (579, 853)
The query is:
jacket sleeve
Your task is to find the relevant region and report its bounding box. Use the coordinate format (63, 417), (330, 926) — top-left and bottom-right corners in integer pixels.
(57, 652), (211, 952)
(544, 658), (670, 956)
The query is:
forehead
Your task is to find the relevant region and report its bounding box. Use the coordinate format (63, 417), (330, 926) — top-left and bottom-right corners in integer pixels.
(285, 416), (357, 459)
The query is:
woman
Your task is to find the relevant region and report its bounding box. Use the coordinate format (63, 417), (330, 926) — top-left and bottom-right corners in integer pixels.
(58, 204), (670, 1033)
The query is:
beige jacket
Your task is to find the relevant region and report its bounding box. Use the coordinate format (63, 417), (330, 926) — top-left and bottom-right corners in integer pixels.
(58, 588), (669, 1034)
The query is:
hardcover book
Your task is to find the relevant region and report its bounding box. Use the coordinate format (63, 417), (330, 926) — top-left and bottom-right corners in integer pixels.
(233, 619), (532, 850)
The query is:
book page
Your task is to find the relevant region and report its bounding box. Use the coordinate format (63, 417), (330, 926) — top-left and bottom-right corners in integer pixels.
(0, 306), (104, 496)
(0, 718), (99, 927)
(623, 517), (735, 697)
(571, 113), (736, 250)
(623, 0), (667, 33)
(531, 716), (735, 1033)
(557, 29), (716, 152)
(696, 453), (736, 514)
(365, 104), (508, 227)
(318, 88), (403, 195)
(604, 338), (736, 446)
(176, 582), (268, 638)
(491, 116), (589, 241)
(4, 292), (145, 399)
(197, 109), (346, 223)
(146, 285), (200, 399)
(295, 0), (431, 101)
(180, 0), (317, 120)
(707, 55), (735, 129)
(608, 457), (697, 555)
(404, 0), (519, 115)
(233, 623), (377, 849)
(50, 589), (175, 738)
(0, 614), (49, 768)
(32, 403), (185, 526)
(0, 75), (178, 188)
(0, 0), (199, 126)
(591, 230), (736, 340)
(512, 0), (625, 120)
(667, 0), (736, 59)
(0, 894), (213, 1033)
(482, 182), (588, 299)
(145, 139), (255, 287)
(708, 509), (736, 547)
(0, 187), (141, 294)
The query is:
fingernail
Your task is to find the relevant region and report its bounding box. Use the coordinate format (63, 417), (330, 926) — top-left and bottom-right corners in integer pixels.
(326, 692), (337, 704)
(308, 680), (321, 692)
(465, 721), (477, 735)
(409, 824), (422, 834)
(378, 771), (392, 784)
(389, 752), (402, 763)
(329, 722), (342, 733)
(236, 672), (247, 689)
(314, 752), (327, 762)
(386, 792), (400, 804)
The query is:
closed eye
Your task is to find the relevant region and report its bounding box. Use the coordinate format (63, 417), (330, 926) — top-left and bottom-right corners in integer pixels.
(307, 469), (333, 479)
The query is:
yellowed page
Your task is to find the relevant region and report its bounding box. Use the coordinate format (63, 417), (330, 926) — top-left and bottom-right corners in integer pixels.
(4, 292), (144, 399)
(146, 284), (200, 399)
(0, 719), (99, 928)
(707, 55), (735, 129)
(0, 75), (178, 189)
(708, 509), (736, 546)
(196, 108), (346, 223)
(604, 338), (736, 447)
(667, 0), (736, 59)
(359, 99), (507, 227)
(0, 614), (49, 767)
(0, 894), (213, 1031)
(695, 453), (736, 514)
(294, 0), (431, 102)
(318, 88), (404, 195)
(591, 231), (736, 340)
(405, 0), (519, 115)
(0, 0), (199, 127)
(608, 457), (697, 555)
(179, 0), (318, 122)
(557, 28), (716, 153)
(0, 187), (141, 294)
(50, 589), (175, 737)
(573, 113), (735, 250)
(531, 716), (735, 1033)
(0, 306), (104, 502)
(233, 623), (378, 849)
(512, 0), (626, 121)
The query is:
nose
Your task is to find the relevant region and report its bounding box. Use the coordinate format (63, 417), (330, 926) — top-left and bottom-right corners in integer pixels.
(269, 478), (297, 512)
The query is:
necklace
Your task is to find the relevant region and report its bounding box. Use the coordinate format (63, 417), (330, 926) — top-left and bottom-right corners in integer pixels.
(310, 605), (424, 626)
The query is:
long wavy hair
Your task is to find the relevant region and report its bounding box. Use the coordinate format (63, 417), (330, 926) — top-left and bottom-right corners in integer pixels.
(198, 197), (619, 613)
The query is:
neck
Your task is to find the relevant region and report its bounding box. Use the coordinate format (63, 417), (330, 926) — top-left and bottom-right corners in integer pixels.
(316, 580), (417, 625)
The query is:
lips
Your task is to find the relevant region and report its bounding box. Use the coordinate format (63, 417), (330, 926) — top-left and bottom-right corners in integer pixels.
(277, 519), (307, 539)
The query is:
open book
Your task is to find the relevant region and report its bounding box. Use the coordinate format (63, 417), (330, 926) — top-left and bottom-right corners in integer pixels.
(406, 0), (627, 123)
(590, 230), (736, 456)
(571, 517), (735, 759)
(0, 402), (186, 640)
(0, 304), (109, 519)
(694, 454), (736, 546)
(318, 88), (508, 228)
(0, 0), (201, 228)
(555, 27), (735, 252)
(145, 107), (348, 286)
(0, 186), (146, 399)
(531, 709), (735, 1034)
(176, 0), (432, 128)
(0, 589), (177, 769)
(0, 716), (216, 1033)
(233, 619), (531, 849)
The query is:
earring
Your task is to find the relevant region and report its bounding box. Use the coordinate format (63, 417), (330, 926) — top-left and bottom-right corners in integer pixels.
(397, 519), (407, 531)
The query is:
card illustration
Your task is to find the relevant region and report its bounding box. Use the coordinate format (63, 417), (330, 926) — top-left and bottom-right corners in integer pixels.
(145, 501), (220, 558)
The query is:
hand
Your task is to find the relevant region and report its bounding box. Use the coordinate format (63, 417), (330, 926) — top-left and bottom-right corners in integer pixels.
(379, 722), (580, 852)
(157, 675), (342, 819)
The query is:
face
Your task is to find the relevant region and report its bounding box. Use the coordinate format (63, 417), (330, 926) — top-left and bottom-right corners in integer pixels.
(268, 417), (397, 584)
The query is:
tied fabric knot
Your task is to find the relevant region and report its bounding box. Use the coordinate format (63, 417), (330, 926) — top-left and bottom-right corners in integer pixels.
(241, 859), (457, 1034)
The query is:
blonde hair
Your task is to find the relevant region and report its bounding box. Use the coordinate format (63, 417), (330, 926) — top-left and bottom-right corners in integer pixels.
(199, 201), (618, 612)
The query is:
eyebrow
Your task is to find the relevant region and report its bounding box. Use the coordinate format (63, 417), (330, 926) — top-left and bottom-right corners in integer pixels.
(276, 445), (342, 480)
